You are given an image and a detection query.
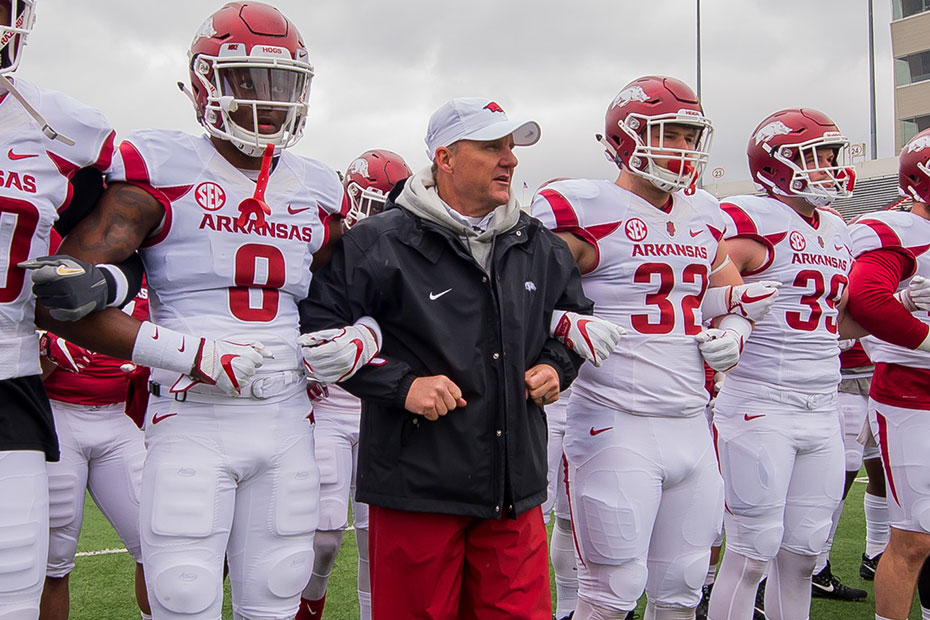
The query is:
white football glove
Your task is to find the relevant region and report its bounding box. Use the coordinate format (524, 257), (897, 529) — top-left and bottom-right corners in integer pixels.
(726, 280), (781, 322)
(695, 328), (743, 373)
(896, 275), (930, 312)
(298, 317), (381, 383)
(130, 321), (272, 397)
(189, 339), (273, 396)
(550, 310), (625, 367)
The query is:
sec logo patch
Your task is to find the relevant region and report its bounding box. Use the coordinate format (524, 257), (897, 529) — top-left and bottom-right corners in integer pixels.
(195, 181), (226, 211)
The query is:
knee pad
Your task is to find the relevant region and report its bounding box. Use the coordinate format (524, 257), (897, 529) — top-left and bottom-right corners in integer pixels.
(574, 595), (629, 619)
(151, 559), (220, 615)
(267, 547), (315, 599)
(653, 549), (712, 606)
(582, 557), (648, 611)
(781, 504), (834, 556)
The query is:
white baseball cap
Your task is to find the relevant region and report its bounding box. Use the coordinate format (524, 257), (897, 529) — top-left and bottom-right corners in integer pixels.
(425, 97), (541, 160)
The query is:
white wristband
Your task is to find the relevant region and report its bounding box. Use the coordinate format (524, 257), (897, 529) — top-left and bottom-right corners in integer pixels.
(131, 321), (199, 374)
(718, 313), (753, 348)
(355, 315), (382, 349)
(701, 286), (731, 320)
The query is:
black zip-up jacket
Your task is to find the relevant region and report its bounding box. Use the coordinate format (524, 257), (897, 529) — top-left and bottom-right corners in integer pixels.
(299, 186), (593, 518)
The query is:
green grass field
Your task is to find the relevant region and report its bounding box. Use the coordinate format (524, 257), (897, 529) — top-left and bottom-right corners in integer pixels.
(68, 475), (922, 619)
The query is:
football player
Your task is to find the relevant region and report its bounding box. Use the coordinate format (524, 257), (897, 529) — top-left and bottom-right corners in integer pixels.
(707, 108), (862, 620)
(296, 149), (411, 620)
(27, 3), (347, 618)
(38, 230), (151, 620)
(846, 127), (930, 620)
(0, 0), (117, 617)
(531, 76), (778, 620)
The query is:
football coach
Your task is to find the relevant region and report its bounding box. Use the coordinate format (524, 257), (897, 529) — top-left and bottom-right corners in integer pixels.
(298, 97), (596, 619)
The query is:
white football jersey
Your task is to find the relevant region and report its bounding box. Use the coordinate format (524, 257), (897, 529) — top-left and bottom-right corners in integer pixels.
(0, 78), (114, 380)
(532, 180), (725, 418)
(107, 130), (345, 388)
(850, 210), (930, 370)
(720, 195), (852, 393)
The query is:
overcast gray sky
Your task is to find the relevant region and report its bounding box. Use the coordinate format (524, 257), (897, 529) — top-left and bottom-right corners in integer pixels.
(18, 1), (896, 199)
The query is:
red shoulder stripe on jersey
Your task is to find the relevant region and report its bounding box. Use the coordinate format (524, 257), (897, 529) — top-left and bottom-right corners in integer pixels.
(586, 221), (622, 241)
(720, 202), (758, 237)
(708, 224), (724, 242)
(47, 152), (77, 214)
(47, 151), (79, 178)
(721, 202), (779, 276)
(909, 242), (930, 258)
(119, 141), (151, 185)
(93, 130), (116, 173)
(876, 410), (901, 507)
(859, 219), (903, 250)
(539, 189), (580, 230)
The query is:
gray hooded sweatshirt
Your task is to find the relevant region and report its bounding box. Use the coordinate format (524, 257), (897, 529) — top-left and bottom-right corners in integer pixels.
(396, 167), (522, 273)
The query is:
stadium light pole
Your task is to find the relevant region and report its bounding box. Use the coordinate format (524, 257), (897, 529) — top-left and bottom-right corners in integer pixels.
(696, 0), (702, 101)
(868, 0), (878, 159)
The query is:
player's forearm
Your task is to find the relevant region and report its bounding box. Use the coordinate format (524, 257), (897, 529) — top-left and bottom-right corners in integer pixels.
(35, 306), (140, 361)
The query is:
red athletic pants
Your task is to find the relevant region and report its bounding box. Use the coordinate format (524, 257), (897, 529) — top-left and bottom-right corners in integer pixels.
(368, 504), (551, 619)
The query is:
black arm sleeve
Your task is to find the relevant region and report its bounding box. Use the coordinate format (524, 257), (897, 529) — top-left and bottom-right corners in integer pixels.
(53, 167), (106, 236)
(100, 252), (145, 307)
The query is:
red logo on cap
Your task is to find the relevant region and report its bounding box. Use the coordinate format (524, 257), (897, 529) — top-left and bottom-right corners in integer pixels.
(484, 102), (504, 113)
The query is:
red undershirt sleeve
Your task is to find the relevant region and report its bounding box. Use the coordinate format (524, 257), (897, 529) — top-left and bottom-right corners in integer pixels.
(847, 249), (929, 350)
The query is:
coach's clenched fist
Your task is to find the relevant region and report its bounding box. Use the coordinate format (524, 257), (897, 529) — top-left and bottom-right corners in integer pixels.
(525, 363), (560, 407)
(405, 375), (467, 421)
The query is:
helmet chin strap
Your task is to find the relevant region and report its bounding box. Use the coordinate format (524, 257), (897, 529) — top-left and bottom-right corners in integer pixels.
(0, 74), (75, 146)
(236, 143), (275, 229)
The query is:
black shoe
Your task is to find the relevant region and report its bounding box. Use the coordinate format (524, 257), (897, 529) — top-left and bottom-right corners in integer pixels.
(859, 552), (882, 581)
(695, 583), (712, 620)
(812, 561), (867, 601)
(754, 578), (766, 620)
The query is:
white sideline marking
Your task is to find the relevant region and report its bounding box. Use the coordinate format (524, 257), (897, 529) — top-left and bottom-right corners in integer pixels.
(75, 526), (359, 559)
(75, 547), (128, 557)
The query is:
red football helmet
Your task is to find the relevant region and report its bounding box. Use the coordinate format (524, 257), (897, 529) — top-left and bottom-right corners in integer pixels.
(599, 76), (713, 192)
(343, 150), (412, 227)
(188, 2), (313, 157)
(0, 0), (35, 74)
(899, 128), (930, 204)
(747, 108), (854, 207)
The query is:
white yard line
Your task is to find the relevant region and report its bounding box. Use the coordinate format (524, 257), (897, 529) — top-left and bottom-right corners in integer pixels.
(75, 547), (128, 557)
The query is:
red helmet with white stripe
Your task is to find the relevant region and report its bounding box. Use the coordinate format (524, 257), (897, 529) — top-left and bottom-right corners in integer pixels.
(899, 128), (930, 205)
(747, 108), (855, 207)
(343, 150), (411, 227)
(188, 2), (314, 157)
(599, 75), (713, 193)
